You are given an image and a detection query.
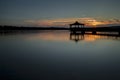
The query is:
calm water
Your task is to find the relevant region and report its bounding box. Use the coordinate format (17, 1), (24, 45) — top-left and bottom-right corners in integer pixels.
(0, 30), (120, 80)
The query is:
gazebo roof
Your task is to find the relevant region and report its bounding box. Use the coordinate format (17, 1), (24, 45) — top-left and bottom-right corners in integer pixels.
(70, 21), (84, 25)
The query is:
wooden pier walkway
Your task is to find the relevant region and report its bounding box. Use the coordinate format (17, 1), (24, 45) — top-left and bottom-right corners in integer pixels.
(70, 27), (120, 34)
(69, 21), (120, 34)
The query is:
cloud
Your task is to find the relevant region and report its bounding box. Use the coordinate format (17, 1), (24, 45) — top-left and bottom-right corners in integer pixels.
(24, 17), (120, 27)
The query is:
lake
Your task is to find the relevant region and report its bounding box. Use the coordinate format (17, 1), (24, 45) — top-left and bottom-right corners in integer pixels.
(0, 30), (120, 80)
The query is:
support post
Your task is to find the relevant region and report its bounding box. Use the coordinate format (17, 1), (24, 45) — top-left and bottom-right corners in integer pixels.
(92, 31), (96, 34)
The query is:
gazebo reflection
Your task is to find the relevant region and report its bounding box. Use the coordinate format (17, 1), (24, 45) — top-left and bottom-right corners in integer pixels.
(69, 32), (120, 42)
(70, 33), (84, 42)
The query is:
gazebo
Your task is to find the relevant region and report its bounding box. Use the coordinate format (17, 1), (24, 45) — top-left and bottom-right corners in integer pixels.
(70, 21), (85, 29)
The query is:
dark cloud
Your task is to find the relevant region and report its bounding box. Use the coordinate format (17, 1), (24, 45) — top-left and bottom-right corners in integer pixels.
(113, 19), (120, 22)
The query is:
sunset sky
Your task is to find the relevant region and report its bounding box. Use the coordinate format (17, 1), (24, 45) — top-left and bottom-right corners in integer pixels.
(0, 0), (120, 27)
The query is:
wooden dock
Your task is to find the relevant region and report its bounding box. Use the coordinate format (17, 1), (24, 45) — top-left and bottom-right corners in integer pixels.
(70, 27), (120, 34)
(69, 21), (120, 34)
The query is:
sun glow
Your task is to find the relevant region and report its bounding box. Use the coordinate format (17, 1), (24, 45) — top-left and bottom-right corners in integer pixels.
(91, 21), (103, 26)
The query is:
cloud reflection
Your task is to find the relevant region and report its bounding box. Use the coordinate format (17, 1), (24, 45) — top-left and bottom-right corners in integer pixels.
(25, 31), (120, 42)
(26, 31), (69, 41)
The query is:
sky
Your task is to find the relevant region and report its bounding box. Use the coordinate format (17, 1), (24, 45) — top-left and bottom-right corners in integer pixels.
(0, 0), (120, 27)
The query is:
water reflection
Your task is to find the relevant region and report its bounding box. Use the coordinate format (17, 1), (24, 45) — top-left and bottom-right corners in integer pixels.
(70, 33), (120, 42)
(0, 30), (120, 42)
(26, 30), (69, 41)
(1, 30), (120, 80)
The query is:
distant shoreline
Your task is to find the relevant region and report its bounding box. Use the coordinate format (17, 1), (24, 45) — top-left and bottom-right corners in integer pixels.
(0, 25), (69, 30)
(0, 25), (120, 32)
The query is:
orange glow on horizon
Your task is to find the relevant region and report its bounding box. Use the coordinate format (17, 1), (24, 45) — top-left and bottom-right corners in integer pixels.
(25, 17), (120, 27)
(90, 21), (103, 27)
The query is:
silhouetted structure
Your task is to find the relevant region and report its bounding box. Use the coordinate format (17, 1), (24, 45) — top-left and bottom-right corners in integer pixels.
(69, 22), (120, 34)
(69, 21), (85, 34)
(70, 21), (85, 28)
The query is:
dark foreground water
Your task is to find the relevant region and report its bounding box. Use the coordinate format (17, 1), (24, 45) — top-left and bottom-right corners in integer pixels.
(0, 30), (120, 80)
